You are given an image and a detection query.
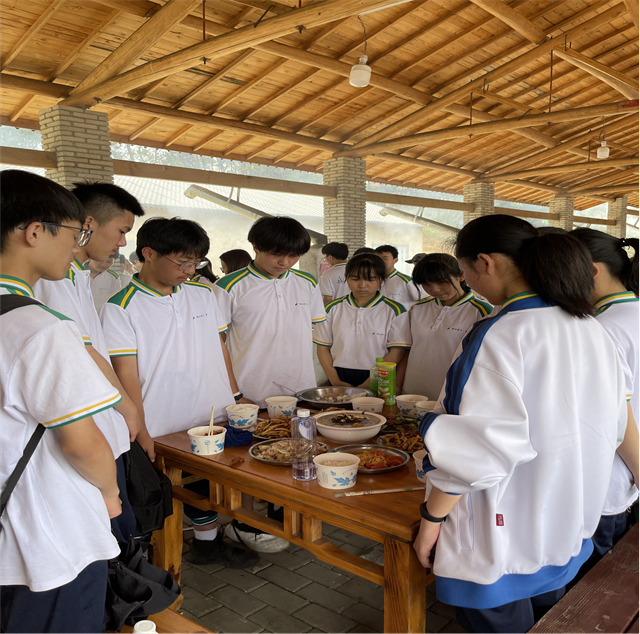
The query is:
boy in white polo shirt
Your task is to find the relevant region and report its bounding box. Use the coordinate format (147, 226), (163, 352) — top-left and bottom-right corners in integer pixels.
(319, 242), (349, 305)
(86, 255), (123, 310)
(0, 170), (122, 633)
(101, 217), (258, 568)
(375, 244), (421, 307)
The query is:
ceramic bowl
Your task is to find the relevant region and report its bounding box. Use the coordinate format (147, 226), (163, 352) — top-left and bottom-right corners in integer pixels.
(187, 425), (226, 455)
(226, 403), (260, 429)
(313, 453), (360, 489)
(396, 394), (429, 417)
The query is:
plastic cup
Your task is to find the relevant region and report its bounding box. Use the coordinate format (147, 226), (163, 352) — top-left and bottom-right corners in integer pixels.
(226, 403), (260, 429)
(351, 397), (385, 414)
(313, 453), (360, 490)
(265, 396), (298, 418)
(416, 400), (437, 418)
(396, 394), (429, 417)
(187, 425), (226, 455)
(413, 449), (428, 483)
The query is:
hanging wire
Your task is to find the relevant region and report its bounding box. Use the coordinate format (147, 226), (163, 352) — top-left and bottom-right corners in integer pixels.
(357, 15), (368, 56)
(201, 0), (209, 65)
(469, 91), (473, 137)
(548, 50), (553, 115)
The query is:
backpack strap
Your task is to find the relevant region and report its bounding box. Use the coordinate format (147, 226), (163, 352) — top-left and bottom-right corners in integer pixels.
(0, 295), (41, 314)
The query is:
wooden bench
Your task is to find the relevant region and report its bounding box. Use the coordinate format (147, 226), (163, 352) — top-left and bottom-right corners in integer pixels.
(121, 609), (213, 634)
(529, 523), (639, 633)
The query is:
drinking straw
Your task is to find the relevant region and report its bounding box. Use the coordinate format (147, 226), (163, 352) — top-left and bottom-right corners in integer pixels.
(335, 486), (425, 498)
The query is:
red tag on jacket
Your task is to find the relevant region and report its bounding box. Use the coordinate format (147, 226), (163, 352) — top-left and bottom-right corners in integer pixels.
(496, 514), (504, 526)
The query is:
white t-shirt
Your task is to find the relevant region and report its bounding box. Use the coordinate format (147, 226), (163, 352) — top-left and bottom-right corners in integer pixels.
(90, 268), (124, 311)
(100, 276), (235, 438)
(595, 292), (640, 515)
(216, 263), (326, 407)
(0, 278), (120, 592)
(319, 263), (349, 301)
(404, 292), (492, 399)
(313, 292), (411, 369)
(34, 259), (130, 458)
(382, 269), (421, 308)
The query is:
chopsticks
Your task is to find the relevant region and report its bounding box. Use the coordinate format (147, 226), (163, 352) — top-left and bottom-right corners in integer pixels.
(208, 406), (215, 436)
(335, 486), (425, 498)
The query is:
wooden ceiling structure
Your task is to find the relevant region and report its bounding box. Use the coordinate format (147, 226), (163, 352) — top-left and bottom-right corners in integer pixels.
(0, 0), (638, 210)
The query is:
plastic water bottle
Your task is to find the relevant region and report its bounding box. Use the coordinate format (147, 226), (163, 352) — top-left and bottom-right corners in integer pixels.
(291, 409), (317, 481)
(369, 357), (384, 397)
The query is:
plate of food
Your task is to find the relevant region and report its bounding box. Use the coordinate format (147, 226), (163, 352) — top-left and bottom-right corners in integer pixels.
(296, 386), (373, 407)
(328, 444), (410, 474)
(253, 417), (292, 440)
(380, 414), (420, 434)
(249, 438), (330, 466)
(314, 410), (386, 443)
(377, 431), (424, 453)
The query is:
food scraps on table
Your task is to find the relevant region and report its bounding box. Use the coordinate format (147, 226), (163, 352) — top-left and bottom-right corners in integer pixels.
(253, 417), (291, 438)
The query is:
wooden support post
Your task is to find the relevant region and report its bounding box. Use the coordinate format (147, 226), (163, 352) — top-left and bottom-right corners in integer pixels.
(224, 487), (242, 510)
(302, 516), (323, 542)
(284, 508), (302, 537)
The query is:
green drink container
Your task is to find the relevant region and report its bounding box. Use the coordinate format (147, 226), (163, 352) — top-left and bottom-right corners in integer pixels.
(377, 362), (397, 405)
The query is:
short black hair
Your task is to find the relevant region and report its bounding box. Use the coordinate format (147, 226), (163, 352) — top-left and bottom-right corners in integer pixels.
(72, 182), (145, 225)
(322, 242), (349, 260)
(220, 249), (252, 273)
(136, 217), (209, 262)
(345, 253), (387, 283)
(374, 244), (399, 259)
(412, 253), (470, 293)
(1, 169), (86, 253)
(352, 247), (375, 256)
(248, 216), (310, 256)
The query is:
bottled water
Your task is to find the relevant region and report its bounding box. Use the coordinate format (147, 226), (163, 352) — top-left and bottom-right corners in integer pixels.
(291, 409), (317, 481)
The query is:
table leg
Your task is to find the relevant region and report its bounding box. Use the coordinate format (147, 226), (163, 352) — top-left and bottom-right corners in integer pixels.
(383, 536), (427, 633)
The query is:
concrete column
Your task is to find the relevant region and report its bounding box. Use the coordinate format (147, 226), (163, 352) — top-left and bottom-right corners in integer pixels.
(298, 243), (323, 277)
(463, 182), (494, 224)
(322, 157), (367, 254)
(607, 195), (627, 238)
(39, 105), (113, 187)
(549, 196), (574, 231)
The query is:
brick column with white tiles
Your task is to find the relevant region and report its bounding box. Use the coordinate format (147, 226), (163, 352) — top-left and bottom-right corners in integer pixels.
(463, 182), (494, 224)
(607, 195), (628, 238)
(549, 196), (574, 231)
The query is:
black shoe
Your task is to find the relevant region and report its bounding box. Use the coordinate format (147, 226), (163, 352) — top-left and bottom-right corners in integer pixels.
(267, 503), (284, 523)
(186, 532), (260, 568)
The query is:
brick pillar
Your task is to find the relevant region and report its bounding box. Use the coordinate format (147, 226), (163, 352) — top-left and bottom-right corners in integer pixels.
(322, 157), (367, 254)
(549, 196), (574, 231)
(607, 195), (628, 238)
(463, 182), (494, 224)
(39, 105), (113, 187)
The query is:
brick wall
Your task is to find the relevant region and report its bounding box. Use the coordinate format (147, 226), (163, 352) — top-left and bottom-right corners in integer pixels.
(607, 195), (627, 238)
(549, 196), (574, 231)
(39, 105), (113, 187)
(462, 182), (493, 224)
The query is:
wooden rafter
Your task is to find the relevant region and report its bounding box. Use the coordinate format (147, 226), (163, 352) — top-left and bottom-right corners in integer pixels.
(570, 183), (639, 196)
(128, 117), (161, 142)
(164, 125), (194, 148)
(9, 95), (38, 123)
(192, 130), (224, 152)
(568, 168), (639, 192)
(244, 140), (278, 160)
(469, 0), (547, 44)
(623, 0), (639, 28)
(223, 135), (253, 156)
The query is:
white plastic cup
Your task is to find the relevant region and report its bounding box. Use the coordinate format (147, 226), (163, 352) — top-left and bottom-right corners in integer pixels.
(133, 621), (157, 633)
(396, 394), (429, 417)
(351, 397), (385, 414)
(416, 400), (437, 418)
(226, 403), (260, 429)
(413, 449), (428, 483)
(265, 396), (298, 418)
(313, 453), (360, 490)
(187, 425), (226, 455)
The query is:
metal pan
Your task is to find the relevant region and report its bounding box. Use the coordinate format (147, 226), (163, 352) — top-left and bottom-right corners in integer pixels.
(249, 438), (330, 466)
(328, 444), (410, 474)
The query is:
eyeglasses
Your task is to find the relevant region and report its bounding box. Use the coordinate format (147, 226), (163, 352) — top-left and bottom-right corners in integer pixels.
(19, 221), (93, 247)
(161, 254), (208, 271)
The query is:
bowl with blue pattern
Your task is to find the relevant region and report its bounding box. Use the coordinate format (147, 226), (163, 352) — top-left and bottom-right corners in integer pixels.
(187, 425), (226, 455)
(313, 453), (360, 490)
(413, 449), (428, 482)
(226, 404), (260, 429)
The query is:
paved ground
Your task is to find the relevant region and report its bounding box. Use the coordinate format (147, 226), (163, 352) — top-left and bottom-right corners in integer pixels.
(178, 510), (466, 634)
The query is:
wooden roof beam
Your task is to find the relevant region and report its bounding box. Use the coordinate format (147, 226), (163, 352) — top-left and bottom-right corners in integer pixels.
(60, 0), (400, 108)
(192, 130), (225, 152)
(569, 184), (639, 196)
(565, 168), (640, 192)
(469, 0), (547, 44)
(552, 47), (639, 100)
(623, 0), (639, 28)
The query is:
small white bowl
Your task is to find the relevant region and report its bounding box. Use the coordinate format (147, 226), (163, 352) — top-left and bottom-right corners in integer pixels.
(396, 394), (429, 417)
(187, 425), (226, 455)
(226, 403), (260, 429)
(351, 397), (385, 414)
(315, 410), (386, 443)
(314, 453), (360, 489)
(265, 396), (298, 419)
(413, 449), (428, 483)
(416, 400), (437, 418)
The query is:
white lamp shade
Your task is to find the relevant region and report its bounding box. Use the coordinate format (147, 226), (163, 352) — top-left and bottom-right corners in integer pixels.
(349, 56), (371, 87)
(596, 141), (610, 159)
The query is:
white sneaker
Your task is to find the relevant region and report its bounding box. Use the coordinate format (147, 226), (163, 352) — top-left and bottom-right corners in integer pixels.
(225, 520), (290, 553)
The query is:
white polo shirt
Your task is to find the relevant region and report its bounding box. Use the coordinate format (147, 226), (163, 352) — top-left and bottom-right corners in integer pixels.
(596, 291), (639, 515)
(216, 262), (326, 406)
(319, 263), (349, 301)
(382, 269), (421, 307)
(313, 292), (411, 370)
(34, 259), (131, 459)
(100, 276), (235, 438)
(0, 277), (120, 592)
(403, 292), (491, 399)
(90, 268), (124, 311)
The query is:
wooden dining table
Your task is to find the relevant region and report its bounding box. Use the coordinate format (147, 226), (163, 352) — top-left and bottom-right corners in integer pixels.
(151, 416), (434, 634)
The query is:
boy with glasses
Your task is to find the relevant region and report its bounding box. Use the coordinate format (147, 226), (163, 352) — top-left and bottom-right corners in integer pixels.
(0, 170), (122, 632)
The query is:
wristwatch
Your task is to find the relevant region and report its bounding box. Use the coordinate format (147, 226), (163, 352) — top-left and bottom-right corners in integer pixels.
(233, 392), (243, 402)
(419, 502), (447, 523)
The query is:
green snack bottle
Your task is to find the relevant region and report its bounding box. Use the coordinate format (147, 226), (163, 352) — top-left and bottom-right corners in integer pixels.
(377, 362), (397, 405)
(369, 357), (384, 397)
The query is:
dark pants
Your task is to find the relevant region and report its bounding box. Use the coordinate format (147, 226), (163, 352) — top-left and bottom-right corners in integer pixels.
(182, 474), (218, 526)
(334, 367), (370, 387)
(591, 511), (628, 557)
(0, 560), (107, 633)
(455, 587), (565, 634)
(112, 453), (137, 543)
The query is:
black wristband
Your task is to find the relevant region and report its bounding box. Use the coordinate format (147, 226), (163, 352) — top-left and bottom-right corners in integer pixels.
(234, 392), (243, 401)
(419, 502), (447, 523)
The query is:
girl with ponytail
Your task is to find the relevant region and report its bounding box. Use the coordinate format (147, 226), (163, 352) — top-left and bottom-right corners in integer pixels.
(413, 215), (627, 633)
(571, 228), (639, 561)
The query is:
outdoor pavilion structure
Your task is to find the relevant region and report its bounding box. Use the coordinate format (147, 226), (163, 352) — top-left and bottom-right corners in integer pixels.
(0, 0), (638, 256)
